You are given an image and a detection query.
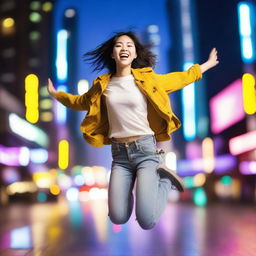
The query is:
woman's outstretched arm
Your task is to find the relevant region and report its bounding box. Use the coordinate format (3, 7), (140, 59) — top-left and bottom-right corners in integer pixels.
(154, 48), (219, 93)
(47, 78), (90, 111)
(200, 48), (219, 73)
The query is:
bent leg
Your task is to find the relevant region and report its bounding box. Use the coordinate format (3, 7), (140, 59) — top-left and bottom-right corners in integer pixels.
(108, 162), (136, 225)
(135, 155), (172, 230)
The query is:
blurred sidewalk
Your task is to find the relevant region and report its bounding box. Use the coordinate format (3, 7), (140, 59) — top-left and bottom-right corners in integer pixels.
(0, 198), (255, 256)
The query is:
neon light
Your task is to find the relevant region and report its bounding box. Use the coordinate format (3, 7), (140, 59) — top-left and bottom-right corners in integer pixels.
(66, 187), (79, 201)
(58, 140), (69, 170)
(30, 148), (48, 164)
(240, 161), (256, 174)
(202, 137), (215, 173)
(77, 79), (89, 95)
(25, 74), (39, 124)
(56, 30), (68, 82)
(242, 73), (256, 114)
(165, 152), (177, 171)
(0, 145), (23, 166)
(178, 154), (236, 176)
(221, 176), (232, 185)
(3, 167), (20, 184)
(19, 147), (30, 166)
(182, 62), (196, 140)
(210, 79), (245, 134)
(238, 2), (255, 63)
(9, 113), (49, 147)
(193, 173), (206, 187)
(193, 187), (207, 206)
(33, 172), (53, 188)
(229, 130), (256, 155)
(10, 227), (32, 249)
(56, 85), (67, 124)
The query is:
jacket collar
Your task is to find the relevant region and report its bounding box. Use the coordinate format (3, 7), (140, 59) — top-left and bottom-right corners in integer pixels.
(95, 67), (153, 92)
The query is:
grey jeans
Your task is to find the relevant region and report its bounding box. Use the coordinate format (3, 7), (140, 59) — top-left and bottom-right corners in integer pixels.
(108, 135), (172, 230)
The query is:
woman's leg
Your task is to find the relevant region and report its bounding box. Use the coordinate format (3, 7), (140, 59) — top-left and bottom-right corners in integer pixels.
(108, 161), (136, 224)
(135, 155), (172, 230)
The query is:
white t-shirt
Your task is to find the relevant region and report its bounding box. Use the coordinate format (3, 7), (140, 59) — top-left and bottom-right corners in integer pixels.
(103, 74), (154, 138)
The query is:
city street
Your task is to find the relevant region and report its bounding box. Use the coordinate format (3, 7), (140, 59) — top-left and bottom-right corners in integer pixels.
(0, 198), (255, 256)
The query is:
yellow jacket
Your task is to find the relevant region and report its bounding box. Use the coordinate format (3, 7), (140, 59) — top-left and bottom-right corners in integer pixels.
(55, 64), (202, 147)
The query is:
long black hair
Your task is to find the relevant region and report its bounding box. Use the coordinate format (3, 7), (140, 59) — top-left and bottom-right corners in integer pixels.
(83, 31), (156, 74)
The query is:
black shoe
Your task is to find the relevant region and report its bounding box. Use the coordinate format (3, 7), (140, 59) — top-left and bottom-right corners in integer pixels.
(157, 164), (185, 192)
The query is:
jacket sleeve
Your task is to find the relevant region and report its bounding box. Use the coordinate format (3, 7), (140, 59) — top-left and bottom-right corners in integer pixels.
(55, 91), (90, 111)
(154, 64), (202, 93)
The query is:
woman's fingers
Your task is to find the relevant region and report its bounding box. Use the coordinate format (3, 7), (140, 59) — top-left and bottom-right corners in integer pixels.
(47, 78), (56, 97)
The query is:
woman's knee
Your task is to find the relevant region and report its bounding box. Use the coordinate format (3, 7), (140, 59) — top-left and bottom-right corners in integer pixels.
(108, 211), (130, 225)
(136, 215), (156, 230)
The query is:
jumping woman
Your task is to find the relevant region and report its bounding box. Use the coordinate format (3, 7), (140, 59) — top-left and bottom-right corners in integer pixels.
(48, 31), (219, 230)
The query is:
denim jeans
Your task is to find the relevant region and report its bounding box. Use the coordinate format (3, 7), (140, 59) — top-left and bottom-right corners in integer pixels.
(108, 135), (172, 230)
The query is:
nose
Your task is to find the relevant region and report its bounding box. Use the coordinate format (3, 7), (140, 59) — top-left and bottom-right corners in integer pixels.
(121, 45), (128, 51)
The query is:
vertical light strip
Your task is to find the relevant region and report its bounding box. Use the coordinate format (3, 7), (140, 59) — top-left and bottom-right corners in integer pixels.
(25, 74), (39, 124)
(242, 73), (256, 114)
(182, 62), (196, 140)
(180, 0), (197, 140)
(56, 29), (68, 82)
(58, 139), (69, 170)
(238, 2), (255, 63)
(56, 85), (67, 124)
(55, 30), (68, 124)
(202, 137), (215, 173)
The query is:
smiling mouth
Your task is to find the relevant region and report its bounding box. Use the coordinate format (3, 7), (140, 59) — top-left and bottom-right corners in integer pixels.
(119, 53), (129, 59)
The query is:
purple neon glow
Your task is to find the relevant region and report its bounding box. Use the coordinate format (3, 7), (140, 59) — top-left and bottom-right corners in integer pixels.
(240, 161), (256, 175)
(177, 154), (236, 176)
(3, 167), (20, 184)
(0, 145), (29, 166)
(210, 79), (245, 134)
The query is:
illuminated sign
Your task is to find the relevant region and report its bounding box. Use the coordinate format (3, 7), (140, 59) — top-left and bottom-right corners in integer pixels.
(229, 130), (256, 155)
(210, 79), (245, 133)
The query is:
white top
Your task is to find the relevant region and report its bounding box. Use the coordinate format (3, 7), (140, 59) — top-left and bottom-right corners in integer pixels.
(103, 74), (154, 138)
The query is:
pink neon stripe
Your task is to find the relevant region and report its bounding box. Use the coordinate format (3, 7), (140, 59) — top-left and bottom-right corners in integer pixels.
(229, 130), (256, 155)
(210, 79), (245, 134)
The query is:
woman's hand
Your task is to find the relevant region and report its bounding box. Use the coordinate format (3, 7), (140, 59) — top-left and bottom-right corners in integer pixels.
(47, 78), (57, 98)
(200, 48), (219, 73)
(207, 48), (219, 68)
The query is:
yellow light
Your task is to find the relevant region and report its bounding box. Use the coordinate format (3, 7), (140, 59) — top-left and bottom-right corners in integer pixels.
(202, 137), (215, 173)
(242, 73), (256, 114)
(42, 2), (53, 12)
(40, 112), (53, 122)
(2, 18), (15, 28)
(193, 173), (206, 187)
(25, 74), (39, 123)
(39, 86), (49, 97)
(33, 172), (53, 188)
(50, 184), (60, 195)
(58, 140), (69, 170)
(7, 181), (37, 195)
(40, 99), (53, 109)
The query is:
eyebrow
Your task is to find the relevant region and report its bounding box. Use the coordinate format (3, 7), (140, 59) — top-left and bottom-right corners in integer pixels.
(115, 41), (134, 44)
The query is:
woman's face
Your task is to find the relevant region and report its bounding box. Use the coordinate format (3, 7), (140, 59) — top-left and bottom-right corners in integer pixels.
(112, 35), (137, 68)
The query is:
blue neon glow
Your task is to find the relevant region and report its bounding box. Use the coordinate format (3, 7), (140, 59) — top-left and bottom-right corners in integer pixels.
(56, 30), (68, 82)
(238, 2), (255, 63)
(30, 148), (48, 163)
(56, 85), (67, 124)
(10, 226), (32, 249)
(182, 62), (196, 141)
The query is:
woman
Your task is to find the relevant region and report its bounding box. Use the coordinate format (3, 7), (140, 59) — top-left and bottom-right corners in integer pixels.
(48, 31), (219, 230)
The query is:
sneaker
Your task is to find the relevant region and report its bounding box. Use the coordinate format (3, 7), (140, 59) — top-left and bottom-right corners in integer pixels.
(157, 164), (185, 192)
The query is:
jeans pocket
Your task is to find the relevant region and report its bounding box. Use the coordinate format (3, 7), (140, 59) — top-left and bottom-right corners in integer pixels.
(139, 141), (157, 156)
